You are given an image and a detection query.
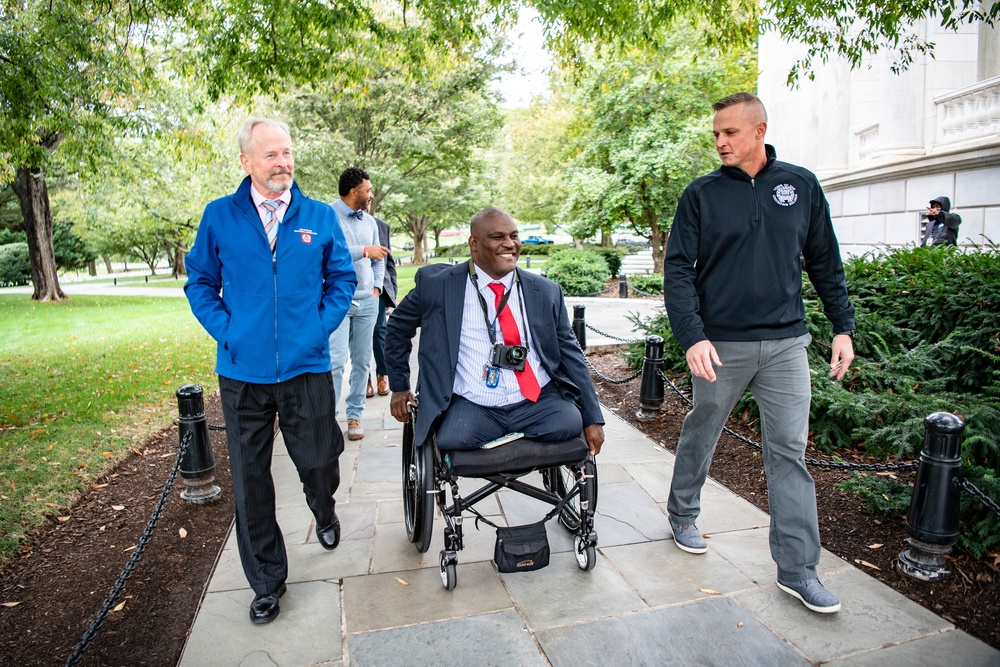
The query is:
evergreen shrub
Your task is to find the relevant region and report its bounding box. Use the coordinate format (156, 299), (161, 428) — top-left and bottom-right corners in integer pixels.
(545, 249), (610, 296)
(0, 243), (31, 286)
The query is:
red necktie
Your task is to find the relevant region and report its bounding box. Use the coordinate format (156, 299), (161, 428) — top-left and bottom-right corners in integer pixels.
(488, 282), (541, 402)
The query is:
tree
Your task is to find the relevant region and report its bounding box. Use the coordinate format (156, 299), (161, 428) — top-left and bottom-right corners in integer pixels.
(5, 0), (993, 303)
(286, 37), (504, 262)
(556, 22), (757, 271)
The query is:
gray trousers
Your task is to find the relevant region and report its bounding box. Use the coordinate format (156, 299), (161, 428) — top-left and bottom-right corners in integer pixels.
(667, 335), (820, 582)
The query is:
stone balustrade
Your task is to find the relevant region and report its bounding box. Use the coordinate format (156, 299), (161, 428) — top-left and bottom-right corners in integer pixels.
(935, 75), (1000, 146)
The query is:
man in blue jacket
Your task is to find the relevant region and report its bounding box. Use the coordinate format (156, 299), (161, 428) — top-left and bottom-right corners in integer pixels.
(663, 93), (855, 614)
(184, 118), (357, 624)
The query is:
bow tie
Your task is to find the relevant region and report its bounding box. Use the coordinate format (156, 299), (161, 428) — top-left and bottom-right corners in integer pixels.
(348, 209), (364, 220)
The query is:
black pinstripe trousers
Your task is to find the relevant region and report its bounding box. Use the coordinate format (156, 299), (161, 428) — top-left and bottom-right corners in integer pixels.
(219, 372), (344, 595)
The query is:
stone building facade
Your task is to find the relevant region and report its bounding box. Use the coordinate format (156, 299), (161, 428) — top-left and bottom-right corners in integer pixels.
(758, 18), (1000, 257)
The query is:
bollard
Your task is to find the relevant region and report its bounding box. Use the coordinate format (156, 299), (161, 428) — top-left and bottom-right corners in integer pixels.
(113, 277), (117, 286)
(619, 273), (629, 298)
(897, 412), (964, 581)
(636, 335), (665, 421)
(572, 304), (587, 350)
(176, 384), (222, 504)
(526, 256), (531, 269)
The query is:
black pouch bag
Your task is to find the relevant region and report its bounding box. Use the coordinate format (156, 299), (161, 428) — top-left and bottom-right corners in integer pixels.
(494, 520), (550, 573)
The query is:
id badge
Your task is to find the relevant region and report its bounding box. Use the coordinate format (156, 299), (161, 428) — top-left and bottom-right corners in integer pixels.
(485, 365), (500, 388)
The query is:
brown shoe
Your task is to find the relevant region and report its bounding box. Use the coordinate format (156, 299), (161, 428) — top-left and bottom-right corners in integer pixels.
(377, 374), (389, 396)
(365, 378), (375, 398)
(347, 419), (364, 440)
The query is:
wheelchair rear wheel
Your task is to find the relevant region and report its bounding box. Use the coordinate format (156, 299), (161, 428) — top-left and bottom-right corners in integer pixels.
(402, 420), (435, 552)
(542, 456), (598, 532)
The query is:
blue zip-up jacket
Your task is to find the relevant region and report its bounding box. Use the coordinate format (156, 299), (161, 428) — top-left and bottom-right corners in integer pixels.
(664, 145), (855, 350)
(184, 177), (357, 383)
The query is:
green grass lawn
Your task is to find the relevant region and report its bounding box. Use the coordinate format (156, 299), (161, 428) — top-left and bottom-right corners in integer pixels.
(0, 295), (217, 563)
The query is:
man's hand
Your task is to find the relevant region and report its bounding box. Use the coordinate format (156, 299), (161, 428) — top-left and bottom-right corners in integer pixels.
(372, 287), (380, 299)
(829, 334), (855, 380)
(390, 390), (417, 422)
(364, 245), (391, 260)
(686, 340), (722, 382)
(584, 424), (605, 456)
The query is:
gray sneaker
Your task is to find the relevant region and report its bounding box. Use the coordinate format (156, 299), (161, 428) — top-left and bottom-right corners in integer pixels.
(670, 522), (707, 554)
(777, 578), (841, 613)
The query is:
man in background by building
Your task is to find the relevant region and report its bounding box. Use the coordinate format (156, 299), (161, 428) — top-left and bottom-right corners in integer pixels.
(663, 92), (855, 615)
(921, 196), (962, 246)
(328, 167), (389, 440)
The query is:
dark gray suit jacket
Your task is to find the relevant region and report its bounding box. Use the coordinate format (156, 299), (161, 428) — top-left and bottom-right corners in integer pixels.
(374, 217), (398, 307)
(385, 262), (603, 447)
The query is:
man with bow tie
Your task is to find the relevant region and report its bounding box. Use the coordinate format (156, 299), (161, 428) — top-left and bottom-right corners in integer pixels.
(328, 167), (390, 441)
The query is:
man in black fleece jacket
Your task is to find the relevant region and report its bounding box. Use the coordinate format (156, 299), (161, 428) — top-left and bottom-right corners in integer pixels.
(921, 196), (961, 246)
(663, 92), (855, 614)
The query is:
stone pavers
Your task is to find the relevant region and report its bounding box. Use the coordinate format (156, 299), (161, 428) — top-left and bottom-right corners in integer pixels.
(179, 304), (999, 666)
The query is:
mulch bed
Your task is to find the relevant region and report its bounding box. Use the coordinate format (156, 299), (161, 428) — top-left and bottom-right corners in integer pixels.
(588, 351), (999, 651)
(0, 357), (997, 666)
(0, 393), (234, 667)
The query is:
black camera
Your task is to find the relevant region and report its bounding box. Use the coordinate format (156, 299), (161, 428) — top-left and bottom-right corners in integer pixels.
(491, 343), (528, 371)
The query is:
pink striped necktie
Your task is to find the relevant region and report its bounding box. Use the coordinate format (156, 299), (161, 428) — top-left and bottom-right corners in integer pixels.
(261, 199), (282, 252)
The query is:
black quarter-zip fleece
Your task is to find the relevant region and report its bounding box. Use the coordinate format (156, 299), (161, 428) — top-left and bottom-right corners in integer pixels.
(663, 145), (855, 351)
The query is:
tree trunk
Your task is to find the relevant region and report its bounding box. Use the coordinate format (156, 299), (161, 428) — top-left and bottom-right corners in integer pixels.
(644, 208), (666, 275)
(12, 167), (65, 302)
(88, 259), (97, 276)
(406, 213), (429, 263)
(172, 246), (186, 279)
(103, 255), (114, 273)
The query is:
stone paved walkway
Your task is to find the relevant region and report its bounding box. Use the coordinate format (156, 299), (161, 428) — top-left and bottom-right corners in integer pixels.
(178, 314), (998, 666)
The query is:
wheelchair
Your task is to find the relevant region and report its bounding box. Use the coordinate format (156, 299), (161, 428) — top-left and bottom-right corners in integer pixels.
(401, 405), (599, 590)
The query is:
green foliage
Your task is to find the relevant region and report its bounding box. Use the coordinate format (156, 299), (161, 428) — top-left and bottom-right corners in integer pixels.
(52, 221), (96, 272)
(545, 249), (610, 296)
(555, 20), (756, 253)
(835, 472), (912, 515)
(0, 243), (32, 286)
(627, 273), (663, 295)
(519, 243), (565, 256)
(584, 245), (626, 279)
(437, 243), (472, 258)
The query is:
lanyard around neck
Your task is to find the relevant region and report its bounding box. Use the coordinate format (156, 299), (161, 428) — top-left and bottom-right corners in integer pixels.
(468, 260), (528, 349)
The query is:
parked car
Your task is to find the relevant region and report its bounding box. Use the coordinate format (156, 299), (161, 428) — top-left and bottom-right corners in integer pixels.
(522, 235), (554, 245)
(615, 237), (650, 248)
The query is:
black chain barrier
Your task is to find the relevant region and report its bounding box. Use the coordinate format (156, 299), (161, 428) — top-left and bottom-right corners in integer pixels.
(627, 284), (661, 297)
(65, 431), (193, 667)
(582, 353), (643, 384)
(208, 423), (227, 431)
(583, 322), (644, 345)
(959, 477), (1000, 519)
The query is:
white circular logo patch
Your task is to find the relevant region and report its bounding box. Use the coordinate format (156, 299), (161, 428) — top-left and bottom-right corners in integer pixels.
(772, 184), (798, 206)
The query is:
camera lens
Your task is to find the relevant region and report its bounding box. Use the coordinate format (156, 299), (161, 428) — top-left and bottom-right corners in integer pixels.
(508, 346), (525, 361)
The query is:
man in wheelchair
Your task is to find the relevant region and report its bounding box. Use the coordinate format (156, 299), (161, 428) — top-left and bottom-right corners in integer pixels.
(385, 207), (604, 456)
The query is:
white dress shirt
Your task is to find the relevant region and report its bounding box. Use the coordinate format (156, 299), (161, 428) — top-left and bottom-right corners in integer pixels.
(453, 264), (550, 406)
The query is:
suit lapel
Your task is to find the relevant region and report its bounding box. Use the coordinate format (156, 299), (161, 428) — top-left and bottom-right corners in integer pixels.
(444, 265), (467, 367)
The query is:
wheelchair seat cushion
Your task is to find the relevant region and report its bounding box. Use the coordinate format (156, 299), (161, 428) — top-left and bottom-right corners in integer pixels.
(443, 435), (588, 477)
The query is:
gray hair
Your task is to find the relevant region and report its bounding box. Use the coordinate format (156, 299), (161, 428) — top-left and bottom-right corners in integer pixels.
(712, 92), (767, 123)
(237, 118), (291, 155)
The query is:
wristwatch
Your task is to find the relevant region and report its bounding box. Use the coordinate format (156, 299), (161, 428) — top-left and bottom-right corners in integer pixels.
(835, 330), (855, 338)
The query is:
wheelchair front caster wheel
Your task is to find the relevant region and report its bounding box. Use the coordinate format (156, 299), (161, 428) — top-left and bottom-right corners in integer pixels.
(574, 535), (597, 571)
(440, 550), (457, 590)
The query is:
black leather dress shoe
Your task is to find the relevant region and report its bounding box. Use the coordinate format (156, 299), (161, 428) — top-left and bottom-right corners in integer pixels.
(249, 583), (287, 624)
(316, 517), (341, 550)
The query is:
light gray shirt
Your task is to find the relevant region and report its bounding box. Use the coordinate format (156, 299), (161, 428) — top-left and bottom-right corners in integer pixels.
(453, 264), (550, 406)
(330, 199), (384, 300)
